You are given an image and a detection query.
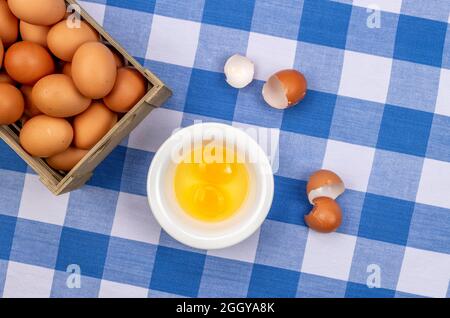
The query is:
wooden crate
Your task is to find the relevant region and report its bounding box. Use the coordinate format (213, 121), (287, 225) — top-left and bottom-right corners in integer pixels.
(0, 0), (172, 195)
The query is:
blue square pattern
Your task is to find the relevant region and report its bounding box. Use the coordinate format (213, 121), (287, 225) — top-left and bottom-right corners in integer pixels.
(251, 0), (303, 40)
(387, 60), (440, 113)
(51, 271), (101, 298)
(106, 0), (155, 13)
(103, 237), (156, 288)
(202, 0), (255, 31)
(120, 148), (154, 196)
(103, 6), (154, 59)
(349, 238), (405, 290)
(56, 227), (110, 279)
(346, 6), (399, 58)
(335, 189), (365, 236)
(195, 24), (249, 73)
(268, 176), (310, 226)
(255, 220), (309, 271)
(297, 273), (347, 298)
(444, 23), (450, 69)
(400, 0), (450, 23)
(295, 41), (345, 95)
(10, 219), (61, 269)
(408, 203), (450, 255)
(427, 114), (450, 163)
(0, 260), (8, 297)
(0, 170), (25, 217)
(150, 246), (206, 297)
(248, 264), (300, 297)
(154, 0), (205, 22)
(299, 0), (352, 49)
(185, 69), (239, 121)
(0, 215), (16, 261)
(64, 186), (118, 235)
(0, 141), (27, 173)
(281, 90), (337, 139)
(277, 131), (327, 181)
(87, 146), (127, 191)
(376, 105), (433, 157)
(345, 282), (396, 298)
(367, 150), (424, 202)
(358, 194), (415, 246)
(198, 256), (253, 298)
(330, 96), (384, 148)
(394, 15), (447, 67)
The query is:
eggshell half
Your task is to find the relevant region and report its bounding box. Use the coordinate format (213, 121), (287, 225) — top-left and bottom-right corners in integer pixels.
(72, 42), (117, 99)
(32, 74), (91, 118)
(304, 197), (342, 233)
(306, 169), (345, 204)
(262, 69), (307, 109)
(20, 115), (73, 158)
(8, 0), (66, 26)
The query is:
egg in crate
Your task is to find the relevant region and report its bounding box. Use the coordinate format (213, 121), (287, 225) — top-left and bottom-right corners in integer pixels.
(0, 0), (19, 47)
(19, 21), (50, 48)
(0, 83), (24, 125)
(7, 0), (66, 26)
(46, 147), (89, 172)
(20, 85), (42, 118)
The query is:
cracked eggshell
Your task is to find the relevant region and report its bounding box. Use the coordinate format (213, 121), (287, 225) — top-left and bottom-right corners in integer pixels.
(306, 169), (345, 204)
(304, 197), (342, 233)
(224, 54), (254, 89)
(262, 69), (307, 109)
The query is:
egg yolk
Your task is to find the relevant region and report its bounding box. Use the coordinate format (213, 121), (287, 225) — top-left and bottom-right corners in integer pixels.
(174, 147), (249, 222)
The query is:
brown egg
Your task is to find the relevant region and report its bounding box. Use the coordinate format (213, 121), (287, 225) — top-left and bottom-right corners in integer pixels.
(62, 63), (72, 77)
(72, 42), (117, 99)
(19, 21), (50, 48)
(32, 74), (91, 118)
(0, 83), (24, 124)
(20, 115), (73, 157)
(20, 85), (42, 117)
(73, 102), (118, 150)
(47, 20), (99, 62)
(0, 0), (19, 47)
(4, 41), (55, 85)
(262, 69), (307, 109)
(8, 0), (66, 26)
(0, 39), (3, 69)
(112, 50), (124, 68)
(304, 197), (342, 233)
(46, 147), (89, 172)
(306, 169), (345, 204)
(0, 72), (15, 85)
(104, 67), (147, 113)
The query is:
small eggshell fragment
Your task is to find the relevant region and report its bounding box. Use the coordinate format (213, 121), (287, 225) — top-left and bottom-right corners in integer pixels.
(0, 83), (24, 124)
(73, 102), (118, 150)
(20, 115), (73, 158)
(20, 85), (42, 118)
(103, 67), (147, 113)
(72, 42), (117, 99)
(0, 0), (19, 47)
(8, 0), (66, 26)
(307, 169), (345, 204)
(0, 72), (15, 85)
(304, 197), (342, 233)
(262, 69), (307, 109)
(19, 21), (50, 48)
(32, 74), (91, 118)
(47, 20), (99, 62)
(224, 54), (254, 89)
(4, 41), (55, 85)
(46, 147), (89, 172)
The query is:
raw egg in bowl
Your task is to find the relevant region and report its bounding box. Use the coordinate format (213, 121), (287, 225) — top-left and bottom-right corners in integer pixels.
(147, 123), (274, 250)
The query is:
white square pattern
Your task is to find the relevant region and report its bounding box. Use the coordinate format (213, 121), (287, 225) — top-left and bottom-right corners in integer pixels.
(339, 50), (393, 103)
(435, 69), (450, 117)
(111, 192), (162, 245)
(3, 262), (54, 298)
(146, 14), (201, 67)
(301, 231), (357, 281)
(396, 247), (450, 298)
(322, 140), (375, 192)
(99, 280), (149, 298)
(18, 174), (69, 226)
(207, 229), (261, 263)
(352, 0), (403, 13)
(77, 1), (106, 25)
(416, 158), (450, 209)
(246, 32), (297, 81)
(128, 108), (183, 153)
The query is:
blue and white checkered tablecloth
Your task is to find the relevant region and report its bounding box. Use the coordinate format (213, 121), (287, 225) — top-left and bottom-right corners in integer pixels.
(1, 0), (450, 298)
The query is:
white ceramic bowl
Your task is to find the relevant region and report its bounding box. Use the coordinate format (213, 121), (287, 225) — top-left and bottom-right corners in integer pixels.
(147, 123), (274, 250)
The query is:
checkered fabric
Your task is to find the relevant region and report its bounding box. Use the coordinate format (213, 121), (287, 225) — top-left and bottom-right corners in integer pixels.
(1, 0), (449, 298)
